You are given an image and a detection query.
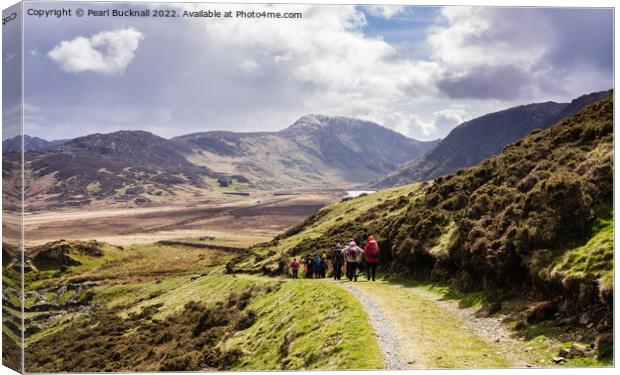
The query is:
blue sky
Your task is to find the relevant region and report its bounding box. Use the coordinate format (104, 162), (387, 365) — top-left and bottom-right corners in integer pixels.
(6, 2), (613, 141)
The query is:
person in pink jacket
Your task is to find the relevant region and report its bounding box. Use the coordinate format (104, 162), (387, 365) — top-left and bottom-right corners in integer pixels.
(344, 241), (364, 281)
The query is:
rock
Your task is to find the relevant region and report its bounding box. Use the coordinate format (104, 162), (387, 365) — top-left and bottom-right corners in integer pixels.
(571, 343), (589, 357)
(526, 301), (558, 323)
(579, 312), (590, 325)
(488, 301), (502, 314)
(559, 316), (578, 326)
(559, 348), (573, 359)
(551, 357), (565, 364)
(515, 321), (527, 331)
(596, 319), (609, 330)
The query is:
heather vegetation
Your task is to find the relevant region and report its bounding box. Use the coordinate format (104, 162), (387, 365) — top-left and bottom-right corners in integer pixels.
(385, 94), (613, 322)
(237, 93), (614, 356)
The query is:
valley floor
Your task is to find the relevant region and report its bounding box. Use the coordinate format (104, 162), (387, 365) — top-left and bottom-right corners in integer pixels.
(20, 191), (339, 246)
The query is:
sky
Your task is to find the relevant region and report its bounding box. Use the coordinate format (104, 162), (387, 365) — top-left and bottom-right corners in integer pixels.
(6, 2), (614, 141)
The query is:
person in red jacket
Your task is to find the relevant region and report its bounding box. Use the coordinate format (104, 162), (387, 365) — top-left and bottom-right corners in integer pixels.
(364, 236), (380, 281)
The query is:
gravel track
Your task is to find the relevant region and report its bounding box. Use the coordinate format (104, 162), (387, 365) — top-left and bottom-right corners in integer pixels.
(338, 283), (411, 370)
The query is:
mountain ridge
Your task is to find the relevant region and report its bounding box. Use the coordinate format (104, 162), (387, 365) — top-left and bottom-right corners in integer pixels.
(374, 90), (611, 187)
(2, 135), (68, 153)
(175, 115), (439, 186)
(15, 115), (436, 209)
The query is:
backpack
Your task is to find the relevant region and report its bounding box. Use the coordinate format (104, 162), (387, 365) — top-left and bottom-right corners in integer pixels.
(366, 241), (379, 257)
(347, 247), (357, 260)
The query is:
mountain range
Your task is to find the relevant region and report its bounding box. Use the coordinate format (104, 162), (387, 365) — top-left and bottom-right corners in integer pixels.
(374, 90), (610, 187)
(175, 115), (439, 187)
(5, 115), (437, 209)
(2, 135), (68, 153)
(3, 91), (608, 209)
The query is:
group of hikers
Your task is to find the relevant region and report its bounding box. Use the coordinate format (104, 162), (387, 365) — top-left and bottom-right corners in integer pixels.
(289, 236), (380, 282)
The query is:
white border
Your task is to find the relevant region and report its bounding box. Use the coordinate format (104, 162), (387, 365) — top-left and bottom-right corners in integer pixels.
(0, 1), (617, 375)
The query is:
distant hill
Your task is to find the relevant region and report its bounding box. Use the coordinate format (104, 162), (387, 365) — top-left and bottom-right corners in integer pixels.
(374, 91), (610, 187)
(23, 131), (218, 210)
(2, 135), (68, 153)
(175, 115), (438, 187)
(60, 131), (195, 169)
(235, 93), (613, 337)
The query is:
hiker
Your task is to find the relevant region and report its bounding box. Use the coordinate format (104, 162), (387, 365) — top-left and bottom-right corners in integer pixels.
(364, 236), (380, 281)
(331, 243), (345, 280)
(290, 258), (300, 279)
(319, 255), (329, 278)
(313, 255), (322, 278)
(305, 255), (315, 278)
(344, 241), (364, 281)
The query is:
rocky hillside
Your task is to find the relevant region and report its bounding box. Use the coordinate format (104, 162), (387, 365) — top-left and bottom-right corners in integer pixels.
(176, 115), (438, 187)
(375, 91), (610, 187)
(280, 115), (438, 181)
(235, 93), (613, 338)
(2, 135), (68, 153)
(23, 131), (220, 210)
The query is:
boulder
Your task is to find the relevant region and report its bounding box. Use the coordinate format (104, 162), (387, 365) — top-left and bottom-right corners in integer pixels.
(515, 321), (527, 331)
(551, 357), (565, 364)
(571, 343), (590, 357)
(559, 348), (573, 359)
(526, 301), (558, 323)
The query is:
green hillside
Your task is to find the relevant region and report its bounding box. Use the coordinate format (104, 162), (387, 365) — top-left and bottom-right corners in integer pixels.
(233, 93), (613, 335)
(15, 240), (382, 372)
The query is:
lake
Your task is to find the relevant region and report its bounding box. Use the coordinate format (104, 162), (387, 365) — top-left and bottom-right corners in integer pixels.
(344, 190), (376, 198)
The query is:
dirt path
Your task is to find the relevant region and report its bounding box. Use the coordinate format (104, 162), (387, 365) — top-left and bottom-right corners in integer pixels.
(339, 280), (515, 369)
(338, 283), (410, 370)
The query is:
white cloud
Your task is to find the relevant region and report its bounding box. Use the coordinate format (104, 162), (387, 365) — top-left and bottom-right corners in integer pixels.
(388, 107), (470, 139)
(178, 4), (441, 138)
(364, 5), (404, 19)
(47, 28), (144, 75)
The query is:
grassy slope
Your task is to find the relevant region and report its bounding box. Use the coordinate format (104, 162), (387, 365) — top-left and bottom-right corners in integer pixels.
(21, 240), (383, 370)
(235, 183), (424, 272)
(550, 204), (613, 289)
(226, 279), (383, 370)
(106, 275), (383, 369)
